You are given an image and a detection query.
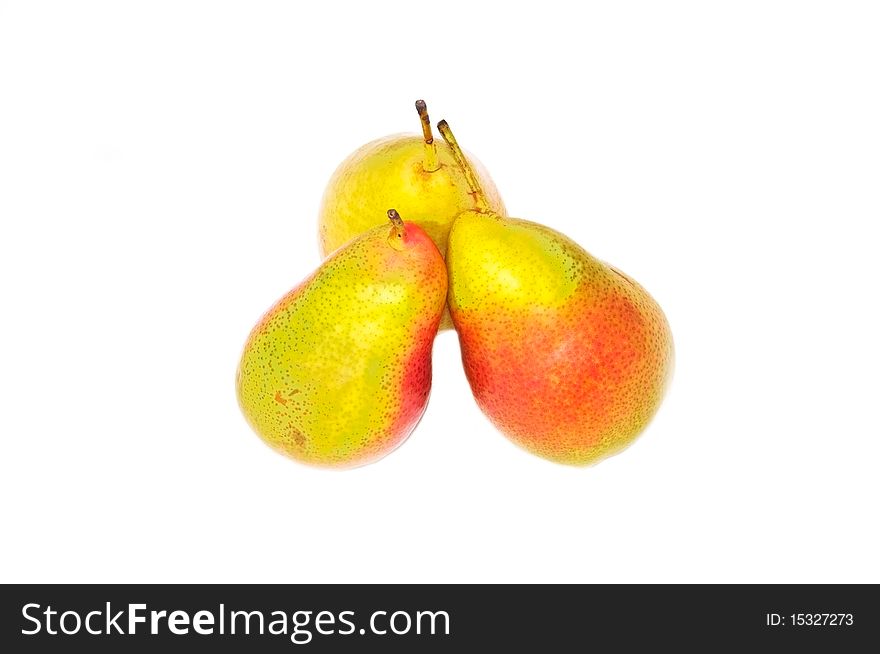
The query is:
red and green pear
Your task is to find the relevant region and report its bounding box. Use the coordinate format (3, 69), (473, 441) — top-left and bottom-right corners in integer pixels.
(440, 121), (674, 466)
(237, 211), (447, 468)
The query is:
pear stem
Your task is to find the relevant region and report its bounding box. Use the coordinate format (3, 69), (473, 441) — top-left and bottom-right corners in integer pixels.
(387, 208), (405, 234)
(415, 100), (439, 172)
(437, 119), (489, 212)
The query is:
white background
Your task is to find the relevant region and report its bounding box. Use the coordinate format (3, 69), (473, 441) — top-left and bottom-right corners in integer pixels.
(1, 1), (878, 583)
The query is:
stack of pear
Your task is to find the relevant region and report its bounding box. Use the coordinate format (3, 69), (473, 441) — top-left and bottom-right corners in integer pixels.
(236, 211), (446, 468)
(237, 101), (672, 469)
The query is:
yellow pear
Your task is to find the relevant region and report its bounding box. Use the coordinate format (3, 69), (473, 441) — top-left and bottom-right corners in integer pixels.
(317, 101), (505, 329)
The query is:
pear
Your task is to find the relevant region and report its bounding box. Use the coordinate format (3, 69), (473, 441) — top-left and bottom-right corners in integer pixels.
(318, 100), (505, 329)
(237, 210), (447, 468)
(318, 100), (505, 258)
(439, 121), (674, 466)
